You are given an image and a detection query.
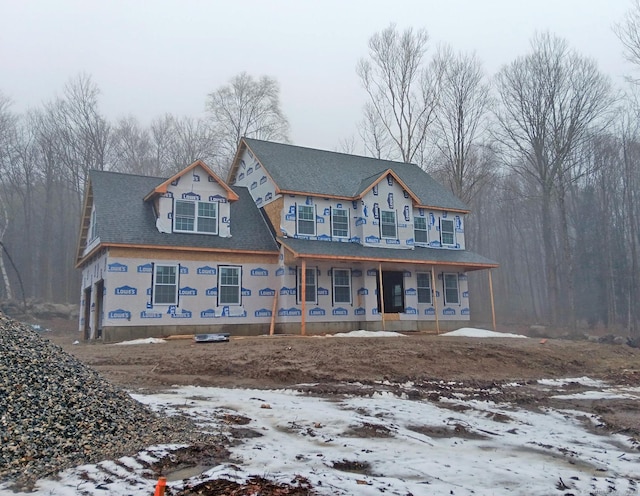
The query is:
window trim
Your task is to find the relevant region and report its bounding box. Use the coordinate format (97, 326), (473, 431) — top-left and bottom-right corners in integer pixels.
(296, 204), (316, 236)
(173, 199), (218, 235)
(152, 263), (179, 306)
(218, 265), (241, 306)
(380, 210), (397, 239)
(440, 218), (455, 246)
(297, 266), (318, 304)
(443, 272), (460, 305)
(414, 216), (428, 244)
(416, 272), (432, 304)
(332, 268), (352, 305)
(331, 208), (350, 239)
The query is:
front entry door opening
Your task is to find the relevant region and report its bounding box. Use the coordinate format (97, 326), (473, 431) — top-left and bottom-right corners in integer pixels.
(376, 270), (405, 313)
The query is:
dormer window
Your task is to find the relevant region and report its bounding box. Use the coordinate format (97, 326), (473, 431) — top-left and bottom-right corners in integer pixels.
(380, 210), (397, 239)
(174, 200), (218, 234)
(440, 218), (455, 246)
(296, 204), (316, 236)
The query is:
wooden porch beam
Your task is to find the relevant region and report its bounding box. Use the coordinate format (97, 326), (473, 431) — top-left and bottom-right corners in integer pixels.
(378, 263), (385, 331)
(489, 268), (496, 331)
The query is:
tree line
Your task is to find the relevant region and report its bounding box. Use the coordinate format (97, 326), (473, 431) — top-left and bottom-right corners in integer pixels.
(2, 2), (640, 335)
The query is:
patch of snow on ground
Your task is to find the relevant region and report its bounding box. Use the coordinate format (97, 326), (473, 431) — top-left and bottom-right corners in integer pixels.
(112, 338), (166, 345)
(441, 327), (528, 338)
(538, 377), (607, 388)
(7, 379), (638, 496)
(333, 330), (404, 338)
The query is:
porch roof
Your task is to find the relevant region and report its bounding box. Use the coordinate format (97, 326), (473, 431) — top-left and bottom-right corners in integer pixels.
(279, 238), (499, 271)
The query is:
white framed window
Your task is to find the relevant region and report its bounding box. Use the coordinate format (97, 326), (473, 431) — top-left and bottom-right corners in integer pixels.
(380, 210), (397, 239)
(332, 268), (352, 304)
(440, 218), (455, 246)
(153, 264), (179, 305)
(443, 273), (460, 305)
(297, 266), (317, 304)
(174, 199), (218, 234)
(331, 208), (349, 238)
(296, 204), (316, 236)
(414, 216), (428, 244)
(417, 272), (432, 304)
(90, 207), (98, 240)
(218, 266), (241, 305)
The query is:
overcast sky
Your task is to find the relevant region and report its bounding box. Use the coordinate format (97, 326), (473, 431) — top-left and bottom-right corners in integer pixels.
(0, 0), (635, 152)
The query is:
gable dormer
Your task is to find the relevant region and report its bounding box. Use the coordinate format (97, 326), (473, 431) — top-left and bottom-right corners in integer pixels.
(144, 160), (239, 237)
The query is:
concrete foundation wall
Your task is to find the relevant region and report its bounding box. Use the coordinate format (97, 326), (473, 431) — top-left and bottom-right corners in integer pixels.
(101, 319), (469, 342)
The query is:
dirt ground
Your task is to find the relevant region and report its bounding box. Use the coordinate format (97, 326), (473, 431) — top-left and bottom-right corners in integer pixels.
(38, 319), (640, 438)
(45, 326), (640, 390)
(28, 320), (640, 493)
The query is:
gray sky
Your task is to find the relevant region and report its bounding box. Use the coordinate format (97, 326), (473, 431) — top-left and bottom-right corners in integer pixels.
(0, 0), (634, 151)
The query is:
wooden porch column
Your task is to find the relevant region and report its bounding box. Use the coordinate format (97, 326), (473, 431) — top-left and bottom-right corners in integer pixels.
(269, 288), (278, 336)
(488, 268), (496, 331)
(301, 258), (307, 336)
(378, 263), (385, 331)
(431, 266), (440, 335)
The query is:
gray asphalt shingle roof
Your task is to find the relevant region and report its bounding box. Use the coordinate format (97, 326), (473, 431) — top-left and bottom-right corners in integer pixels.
(279, 237), (498, 270)
(243, 138), (469, 212)
(89, 170), (278, 253)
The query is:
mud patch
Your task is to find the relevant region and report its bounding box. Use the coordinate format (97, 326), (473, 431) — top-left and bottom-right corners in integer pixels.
(175, 475), (316, 495)
(408, 422), (488, 440)
(345, 422), (394, 438)
(331, 459), (371, 474)
(218, 412), (252, 425)
(230, 427), (264, 439)
(150, 444), (231, 480)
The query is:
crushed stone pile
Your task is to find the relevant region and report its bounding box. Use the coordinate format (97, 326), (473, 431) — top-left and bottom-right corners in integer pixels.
(0, 312), (213, 490)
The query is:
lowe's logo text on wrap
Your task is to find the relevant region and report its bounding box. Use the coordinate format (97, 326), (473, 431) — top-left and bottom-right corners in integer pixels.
(200, 309), (217, 318)
(108, 263), (128, 272)
(171, 309), (192, 319)
(179, 287), (197, 296)
(442, 308), (456, 316)
(197, 265), (217, 275)
(259, 288), (276, 296)
(115, 285), (137, 296)
(137, 263), (153, 273)
(140, 311), (162, 319)
(278, 307), (302, 317)
(251, 268), (269, 276)
(332, 307), (348, 316)
(309, 307), (326, 316)
(205, 287), (218, 296)
(255, 308), (272, 317)
(108, 309), (131, 319)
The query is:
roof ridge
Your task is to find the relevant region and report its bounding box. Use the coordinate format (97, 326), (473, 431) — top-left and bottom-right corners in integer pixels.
(90, 169), (167, 181)
(243, 137), (416, 167)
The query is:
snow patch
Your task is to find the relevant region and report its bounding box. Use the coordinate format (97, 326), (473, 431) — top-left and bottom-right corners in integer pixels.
(442, 327), (527, 338)
(112, 338), (166, 345)
(333, 330), (404, 338)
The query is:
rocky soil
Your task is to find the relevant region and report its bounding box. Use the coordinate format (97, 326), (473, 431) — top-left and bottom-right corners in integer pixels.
(0, 312), (221, 490)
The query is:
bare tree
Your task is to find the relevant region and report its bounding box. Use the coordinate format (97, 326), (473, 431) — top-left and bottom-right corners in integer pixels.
(54, 74), (111, 207)
(206, 72), (289, 174)
(109, 116), (153, 174)
(615, 0), (640, 80)
(431, 47), (493, 203)
(356, 24), (443, 165)
(494, 32), (614, 325)
(0, 92), (16, 299)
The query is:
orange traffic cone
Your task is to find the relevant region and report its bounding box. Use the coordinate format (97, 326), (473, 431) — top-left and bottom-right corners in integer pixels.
(154, 476), (167, 496)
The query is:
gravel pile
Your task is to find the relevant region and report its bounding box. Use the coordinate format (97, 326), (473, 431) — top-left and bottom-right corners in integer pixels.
(0, 312), (213, 490)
